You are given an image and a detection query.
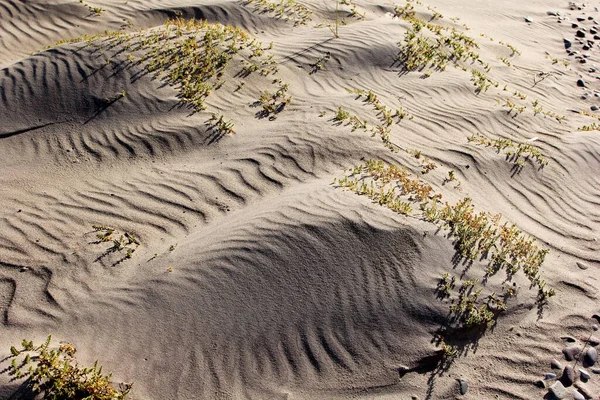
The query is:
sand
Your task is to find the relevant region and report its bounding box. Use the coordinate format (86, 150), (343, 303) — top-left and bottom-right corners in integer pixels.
(1, 0), (600, 399)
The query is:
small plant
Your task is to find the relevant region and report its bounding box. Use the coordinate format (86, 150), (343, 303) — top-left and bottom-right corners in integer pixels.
(208, 113), (235, 135)
(103, 90), (127, 104)
(79, 0), (104, 16)
(93, 225), (115, 242)
(409, 149), (422, 159)
(532, 99), (543, 115)
(498, 41), (521, 56)
(257, 81), (292, 118)
(499, 57), (511, 67)
(420, 158), (437, 174)
(439, 338), (458, 360)
(513, 91), (527, 100)
(5, 335), (132, 399)
(447, 169), (456, 181)
(437, 273), (456, 298)
(334, 106), (350, 122)
(500, 97), (526, 116)
(169, 243), (178, 252)
(92, 225), (140, 260)
(470, 69), (497, 92)
(546, 54), (570, 68)
(310, 52), (331, 73)
(348, 3), (365, 20)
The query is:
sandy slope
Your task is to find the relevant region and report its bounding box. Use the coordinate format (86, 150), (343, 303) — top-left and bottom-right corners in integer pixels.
(1, 0), (600, 399)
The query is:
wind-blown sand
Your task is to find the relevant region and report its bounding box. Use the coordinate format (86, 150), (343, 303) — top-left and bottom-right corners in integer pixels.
(1, 0), (600, 399)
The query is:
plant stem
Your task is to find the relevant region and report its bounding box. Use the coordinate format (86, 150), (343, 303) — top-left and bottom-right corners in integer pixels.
(335, 0), (339, 38)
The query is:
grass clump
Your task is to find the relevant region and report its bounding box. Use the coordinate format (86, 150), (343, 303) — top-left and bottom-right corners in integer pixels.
(257, 81), (292, 118)
(334, 159), (554, 328)
(208, 113), (235, 135)
(92, 225), (140, 259)
(470, 68), (498, 93)
(467, 133), (548, 169)
(578, 123), (600, 131)
(342, 87), (413, 150)
(394, 0), (486, 73)
(243, 0), (313, 25)
(5, 335), (132, 399)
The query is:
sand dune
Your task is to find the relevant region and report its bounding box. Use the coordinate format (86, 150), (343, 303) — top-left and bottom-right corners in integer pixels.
(1, 0), (600, 399)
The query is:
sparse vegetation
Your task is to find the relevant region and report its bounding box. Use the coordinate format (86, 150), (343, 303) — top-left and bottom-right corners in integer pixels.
(471, 69), (498, 92)
(394, 0), (486, 73)
(467, 133), (548, 169)
(92, 225), (140, 260)
(499, 41), (521, 56)
(243, 0), (313, 25)
(104, 90), (126, 104)
(257, 81), (292, 118)
(79, 0), (104, 16)
(546, 53), (570, 68)
(42, 18), (288, 125)
(208, 113), (235, 135)
(341, 87), (413, 150)
(310, 52), (331, 73)
(5, 335), (132, 399)
(334, 159), (554, 328)
(578, 123), (600, 131)
(334, 106), (351, 122)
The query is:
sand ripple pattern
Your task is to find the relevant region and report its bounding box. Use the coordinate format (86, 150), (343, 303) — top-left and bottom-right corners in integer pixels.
(1, 0), (600, 399)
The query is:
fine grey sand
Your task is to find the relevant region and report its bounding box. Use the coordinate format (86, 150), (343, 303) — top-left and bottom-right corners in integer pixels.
(1, 0), (600, 399)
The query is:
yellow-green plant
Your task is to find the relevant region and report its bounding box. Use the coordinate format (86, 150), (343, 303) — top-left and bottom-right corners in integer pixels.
(208, 113), (235, 135)
(244, 0), (312, 25)
(310, 52), (331, 73)
(333, 106), (350, 122)
(93, 225), (140, 259)
(42, 19), (287, 124)
(343, 87), (413, 151)
(467, 133), (548, 168)
(395, 1), (483, 72)
(5, 335), (132, 399)
(79, 0), (104, 16)
(578, 122), (600, 131)
(334, 159), (554, 328)
(470, 68), (497, 92)
(257, 81), (292, 118)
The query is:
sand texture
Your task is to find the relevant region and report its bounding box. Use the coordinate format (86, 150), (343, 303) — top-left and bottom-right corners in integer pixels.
(1, 0), (600, 399)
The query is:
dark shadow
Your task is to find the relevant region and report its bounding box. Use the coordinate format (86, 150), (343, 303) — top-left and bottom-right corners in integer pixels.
(93, 247), (117, 263)
(309, 52), (331, 74)
(0, 122), (62, 140)
(0, 381), (36, 400)
(510, 162), (524, 178)
(83, 96), (124, 124)
(204, 120), (228, 145)
(278, 37), (335, 65)
(111, 256), (129, 267)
